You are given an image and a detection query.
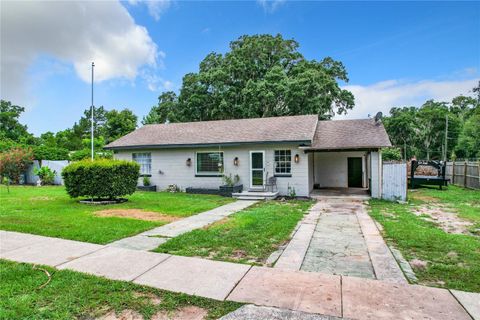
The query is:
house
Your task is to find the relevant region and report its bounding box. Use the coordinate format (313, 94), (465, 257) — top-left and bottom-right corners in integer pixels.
(104, 115), (391, 198)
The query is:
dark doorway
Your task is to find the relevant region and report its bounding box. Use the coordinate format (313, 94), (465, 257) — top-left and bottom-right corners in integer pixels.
(348, 157), (363, 187)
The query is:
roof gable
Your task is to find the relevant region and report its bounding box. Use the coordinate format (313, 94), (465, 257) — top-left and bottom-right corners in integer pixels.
(309, 119), (392, 150)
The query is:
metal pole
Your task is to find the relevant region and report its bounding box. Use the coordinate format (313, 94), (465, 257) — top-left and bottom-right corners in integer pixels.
(444, 115), (448, 161)
(91, 62), (95, 160)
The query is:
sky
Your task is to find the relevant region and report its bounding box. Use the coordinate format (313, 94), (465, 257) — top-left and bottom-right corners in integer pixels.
(1, 0), (479, 136)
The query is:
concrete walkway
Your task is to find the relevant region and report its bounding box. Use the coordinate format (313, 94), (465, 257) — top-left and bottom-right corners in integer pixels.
(275, 197), (406, 283)
(108, 200), (256, 250)
(1, 230), (478, 320)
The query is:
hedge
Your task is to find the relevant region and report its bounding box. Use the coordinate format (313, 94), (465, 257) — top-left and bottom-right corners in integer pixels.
(62, 159), (140, 199)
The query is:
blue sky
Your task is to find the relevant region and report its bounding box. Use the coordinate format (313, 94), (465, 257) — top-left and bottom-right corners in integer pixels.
(1, 1), (479, 135)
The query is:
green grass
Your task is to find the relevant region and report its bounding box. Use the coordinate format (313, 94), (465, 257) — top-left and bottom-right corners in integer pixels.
(154, 200), (313, 264)
(0, 186), (234, 244)
(0, 259), (241, 320)
(369, 186), (480, 292)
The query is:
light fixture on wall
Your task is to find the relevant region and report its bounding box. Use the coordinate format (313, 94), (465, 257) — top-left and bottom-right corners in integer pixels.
(294, 154), (300, 163)
(233, 157), (239, 166)
(186, 158), (191, 166)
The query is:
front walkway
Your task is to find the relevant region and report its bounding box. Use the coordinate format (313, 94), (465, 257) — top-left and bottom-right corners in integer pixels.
(1, 230), (477, 320)
(275, 196), (407, 283)
(109, 200), (257, 250)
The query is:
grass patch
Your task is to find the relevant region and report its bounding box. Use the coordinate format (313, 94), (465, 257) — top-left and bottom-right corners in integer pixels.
(0, 186), (234, 244)
(154, 200), (313, 264)
(369, 186), (480, 292)
(0, 259), (241, 319)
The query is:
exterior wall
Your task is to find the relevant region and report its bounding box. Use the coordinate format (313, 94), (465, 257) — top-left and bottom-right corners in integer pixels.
(114, 143), (310, 197)
(312, 151), (368, 188)
(370, 150), (382, 198)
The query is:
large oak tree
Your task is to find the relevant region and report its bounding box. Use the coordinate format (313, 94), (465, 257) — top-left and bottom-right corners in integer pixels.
(144, 34), (354, 124)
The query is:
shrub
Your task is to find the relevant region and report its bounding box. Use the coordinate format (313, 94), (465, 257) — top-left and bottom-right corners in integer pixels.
(34, 166), (56, 185)
(32, 145), (69, 161)
(382, 147), (402, 161)
(222, 173), (240, 186)
(62, 159), (140, 199)
(0, 147), (34, 185)
(142, 176), (151, 186)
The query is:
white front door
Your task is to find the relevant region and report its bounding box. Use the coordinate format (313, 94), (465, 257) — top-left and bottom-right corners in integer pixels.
(250, 151), (265, 189)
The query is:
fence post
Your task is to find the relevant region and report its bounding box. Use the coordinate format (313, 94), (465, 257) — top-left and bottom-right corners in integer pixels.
(464, 161), (468, 188)
(452, 162), (455, 185)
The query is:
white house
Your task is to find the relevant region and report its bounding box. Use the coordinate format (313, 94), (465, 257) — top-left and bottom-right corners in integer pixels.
(104, 115), (391, 198)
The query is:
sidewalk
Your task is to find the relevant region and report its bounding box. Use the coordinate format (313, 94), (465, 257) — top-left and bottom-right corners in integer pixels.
(108, 200), (257, 250)
(1, 230), (477, 320)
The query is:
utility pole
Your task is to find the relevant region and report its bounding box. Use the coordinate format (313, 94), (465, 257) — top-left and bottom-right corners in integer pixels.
(91, 62), (95, 160)
(444, 114), (448, 161)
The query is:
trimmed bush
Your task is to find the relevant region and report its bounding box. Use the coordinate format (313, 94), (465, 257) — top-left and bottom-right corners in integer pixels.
(62, 159), (140, 199)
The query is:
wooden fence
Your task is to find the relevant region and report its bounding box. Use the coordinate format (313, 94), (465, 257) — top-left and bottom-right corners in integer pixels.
(445, 161), (480, 189)
(382, 162), (407, 201)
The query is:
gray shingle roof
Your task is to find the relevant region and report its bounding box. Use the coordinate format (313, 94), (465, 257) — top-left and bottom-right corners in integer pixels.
(104, 115), (391, 150)
(308, 119), (392, 150)
(104, 115), (319, 149)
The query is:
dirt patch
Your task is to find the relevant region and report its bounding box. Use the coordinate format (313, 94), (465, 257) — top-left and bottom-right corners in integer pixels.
(409, 258), (428, 270)
(95, 209), (180, 222)
(152, 306), (208, 320)
(133, 292), (162, 305)
(413, 194), (439, 203)
(98, 309), (143, 320)
(30, 196), (53, 201)
(412, 205), (474, 235)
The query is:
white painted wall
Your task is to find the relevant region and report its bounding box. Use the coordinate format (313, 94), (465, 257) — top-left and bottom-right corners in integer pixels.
(382, 162), (407, 201)
(370, 151), (382, 198)
(114, 144), (310, 196)
(312, 151), (367, 188)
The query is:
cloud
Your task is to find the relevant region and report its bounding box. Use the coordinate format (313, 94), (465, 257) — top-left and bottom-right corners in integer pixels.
(337, 77), (479, 119)
(128, 0), (171, 21)
(0, 1), (160, 105)
(257, 0), (286, 13)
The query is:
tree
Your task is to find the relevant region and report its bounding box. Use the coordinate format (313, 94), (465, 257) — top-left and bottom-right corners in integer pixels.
(105, 109), (137, 142)
(0, 100), (33, 142)
(142, 92), (178, 124)
(383, 107), (418, 159)
(455, 107), (480, 159)
(0, 147), (34, 187)
(144, 34), (354, 123)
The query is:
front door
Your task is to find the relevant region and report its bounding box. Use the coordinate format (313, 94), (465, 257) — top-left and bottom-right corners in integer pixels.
(250, 151), (265, 189)
(348, 157), (363, 188)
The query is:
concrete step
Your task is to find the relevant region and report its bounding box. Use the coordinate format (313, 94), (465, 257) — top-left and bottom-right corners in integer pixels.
(233, 191), (279, 200)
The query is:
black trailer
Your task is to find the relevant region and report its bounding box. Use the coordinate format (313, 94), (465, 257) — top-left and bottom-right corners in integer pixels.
(409, 160), (450, 189)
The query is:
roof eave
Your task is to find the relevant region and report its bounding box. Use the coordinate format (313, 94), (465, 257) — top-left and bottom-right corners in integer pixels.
(104, 139), (313, 151)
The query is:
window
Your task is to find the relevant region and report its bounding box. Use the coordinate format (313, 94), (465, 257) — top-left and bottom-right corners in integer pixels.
(132, 153), (151, 175)
(274, 150), (291, 176)
(196, 152), (223, 176)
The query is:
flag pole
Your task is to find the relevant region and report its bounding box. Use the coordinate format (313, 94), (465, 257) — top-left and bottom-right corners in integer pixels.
(91, 62), (95, 160)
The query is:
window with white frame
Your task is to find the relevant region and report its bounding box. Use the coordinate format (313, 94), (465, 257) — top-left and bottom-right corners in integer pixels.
(274, 150), (291, 176)
(132, 153), (152, 175)
(196, 152), (223, 176)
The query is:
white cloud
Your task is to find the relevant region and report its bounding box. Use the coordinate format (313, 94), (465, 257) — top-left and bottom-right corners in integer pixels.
(257, 0), (286, 13)
(338, 78), (479, 119)
(128, 0), (171, 21)
(0, 1), (160, 105)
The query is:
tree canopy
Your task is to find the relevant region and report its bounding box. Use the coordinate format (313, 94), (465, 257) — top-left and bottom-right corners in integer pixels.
(143, 34), (354, 124)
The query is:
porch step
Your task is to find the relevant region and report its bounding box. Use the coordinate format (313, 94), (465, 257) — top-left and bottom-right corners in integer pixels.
(233, 191), (279, 200)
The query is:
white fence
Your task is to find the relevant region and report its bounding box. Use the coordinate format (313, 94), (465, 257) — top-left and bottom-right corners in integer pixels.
(24, 160), (69, 185)
(382, 162), (407, 201)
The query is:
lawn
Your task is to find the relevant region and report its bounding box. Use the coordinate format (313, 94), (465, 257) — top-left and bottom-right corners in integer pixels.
(0, 186), (234, 244)
(0, 260), (241, 320)
(155, 200), (313, 264)
(369, 186), (480, 292)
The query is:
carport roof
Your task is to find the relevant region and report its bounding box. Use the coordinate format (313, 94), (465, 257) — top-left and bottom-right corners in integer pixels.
(306, 119), (392, 151)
